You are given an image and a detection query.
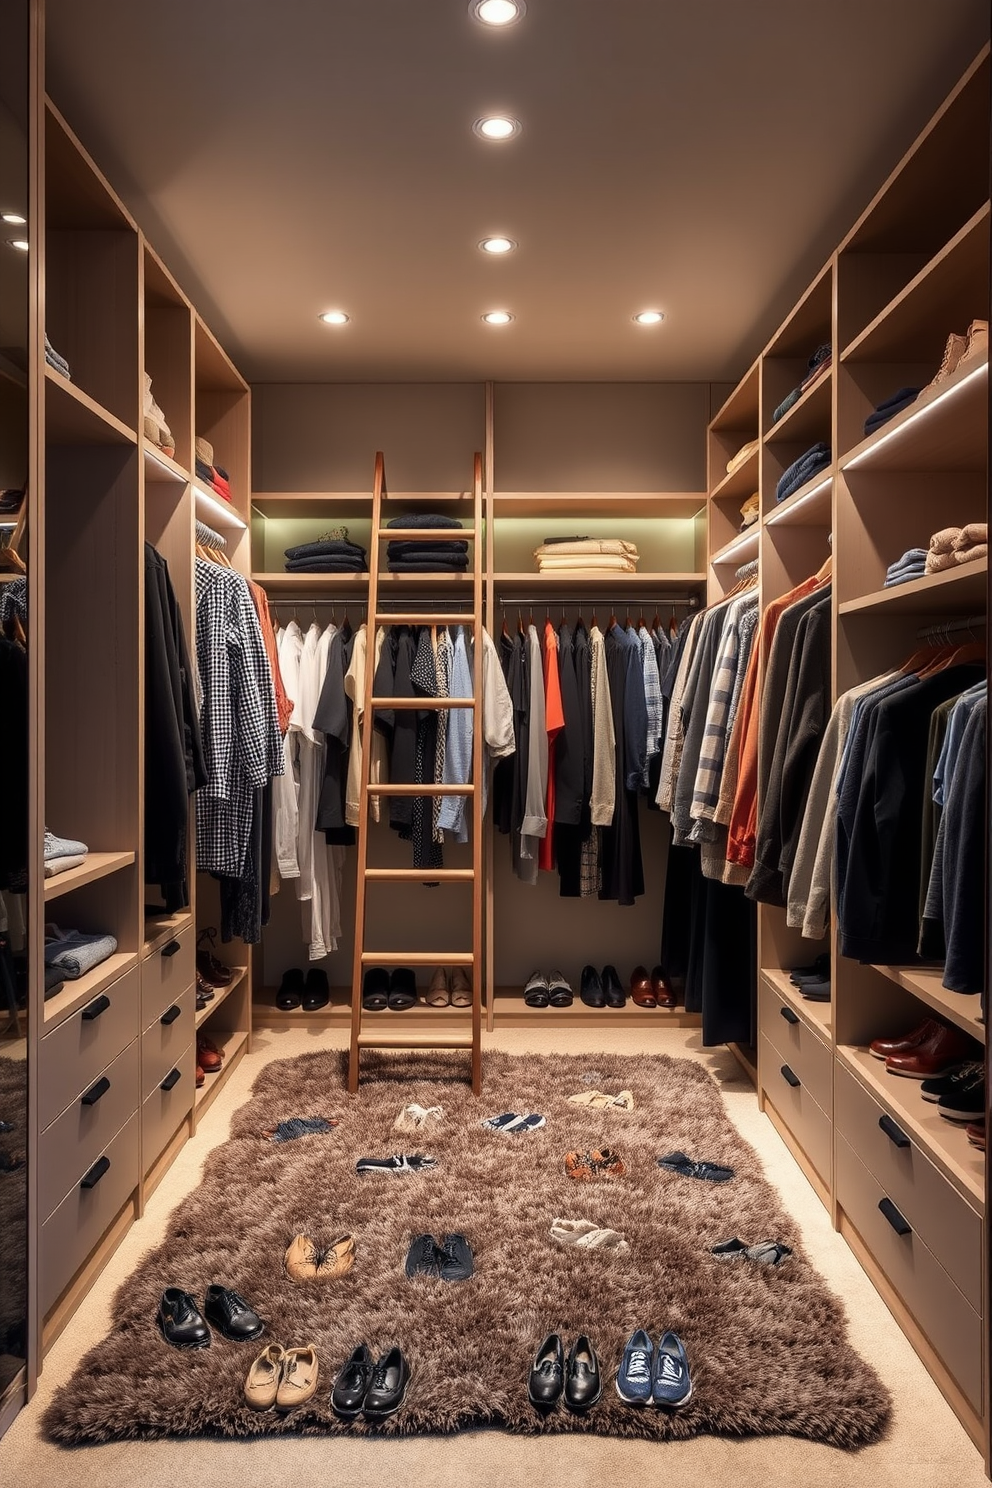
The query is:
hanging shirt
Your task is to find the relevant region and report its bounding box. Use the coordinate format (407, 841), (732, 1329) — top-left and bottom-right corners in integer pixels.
(637, 624), (664, 787)
(519, 624), (548, 879)
(273, 621), (304, 880)
(588, 624), (615, 827)
(539, 620), (565, 870)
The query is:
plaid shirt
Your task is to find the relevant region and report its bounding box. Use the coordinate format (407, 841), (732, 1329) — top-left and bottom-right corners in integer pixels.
(195, 559), (283, 876)
(638, 624), (664, 787)
(689, 592), (758, 841)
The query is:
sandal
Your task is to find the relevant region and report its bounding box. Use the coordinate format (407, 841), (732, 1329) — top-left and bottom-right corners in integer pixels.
(388, 967), (418, 1011)
(362, 967), (390, 1011)
(450, 967), (472, 1007)
(426, 967), (450, 1007)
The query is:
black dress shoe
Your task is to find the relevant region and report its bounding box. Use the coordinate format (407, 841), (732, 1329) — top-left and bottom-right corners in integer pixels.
(302, 967), (330, 1012)
(579, 965), (605, 1008)
(363, 1346), (411, 1419)
(202, 1284), (264, 1342)
(564, 1335), (602, 1412)
(437, 1232), (474, 1282)
(331, 1342), (374, 1417)
(362, 967), (390, 1011)
(405, 1233), (441, 1280)
(388, 967), (418, 1011)
(528, 1332), (564, 1408)
(158, 1288), (210, 1350)
(276, 967), (304, 1011)
(601, 965), (626, 1008)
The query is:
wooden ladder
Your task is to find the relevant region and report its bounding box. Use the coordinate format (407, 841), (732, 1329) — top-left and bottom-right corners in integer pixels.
(348, 451), (484, 1094)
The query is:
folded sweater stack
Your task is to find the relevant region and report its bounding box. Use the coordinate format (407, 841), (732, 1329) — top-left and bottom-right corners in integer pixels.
(925, 523), (988, 574)
(143, 371), (175, 457)
(195, 436), (233, 503)
(863, 386), (921, 436)
(534, 536), (639, 573)
(284, 536), (368, 573)
(45, 334), (71, 380)
(772, 343), (831, 423)
(883, 548), (928, 587)
(386, 512), (468, 571)
(776, 441), (831, 503)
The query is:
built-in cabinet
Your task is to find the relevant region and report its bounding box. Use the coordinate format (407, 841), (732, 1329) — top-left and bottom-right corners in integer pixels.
(706, 47), (990, 1452)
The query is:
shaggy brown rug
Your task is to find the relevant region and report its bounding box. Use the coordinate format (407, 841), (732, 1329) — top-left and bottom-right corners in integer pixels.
(44, 1049), (890, 1447)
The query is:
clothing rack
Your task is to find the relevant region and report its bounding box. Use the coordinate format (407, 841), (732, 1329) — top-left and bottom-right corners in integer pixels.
(915, 613), (987, 643)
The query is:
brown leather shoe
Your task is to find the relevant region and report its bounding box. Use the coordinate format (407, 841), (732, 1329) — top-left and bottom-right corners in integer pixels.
(650, 965), (678, 1008)
(966, 1121), (986, 1151)
(885, 1021), (974, 1079)
(869, 1018), (939, 1061)
(630, 964), (656, 1008)
(195, 1063), (205, 1088)
(196, 1035), (224, 1073)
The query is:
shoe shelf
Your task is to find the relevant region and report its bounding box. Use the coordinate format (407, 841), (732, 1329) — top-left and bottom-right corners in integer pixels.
(42, 952), (138, 1032)
(43, 850), (135, 901)
(840, 203), (990, 365)
(839, 357), (988, 474)
(763, 472), (833, 529)
(763, 370), (832, 447)
(838, 559), (988, 617)
(760, 966), (832, 1039)
(253, 985), (350, 1027)
(490, 986), (700, 1028)
(870, 964), (985, 1044)
(194, 1027), (249, 1121)
(45, 367), (136, 447)
(142, 910), (193, 958)
(836, 1044), (985, 1212)
(196, 965), (248, 1030)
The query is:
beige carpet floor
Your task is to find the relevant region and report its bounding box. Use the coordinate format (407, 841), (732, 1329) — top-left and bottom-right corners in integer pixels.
(0, 1024), (987, 1486)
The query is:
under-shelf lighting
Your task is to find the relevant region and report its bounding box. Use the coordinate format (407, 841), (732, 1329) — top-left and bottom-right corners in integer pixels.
(842, 360), (988, 471)
(712, 528), (760, 565)
(5, 238), (28, 252)
(764, 473), (832, 527)
(1, 212), (26, 225)
(474, 116), (521, 141)
(194, 483), (247, 531)
(471, 0), (526, 24)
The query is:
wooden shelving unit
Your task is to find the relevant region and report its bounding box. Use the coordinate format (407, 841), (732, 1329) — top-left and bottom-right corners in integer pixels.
(839, 560), (988, 616)
(195, 965), (248, 1029)
(760, 966), (832, 1038)
(41, 953), (137, 1031)
(870, 964), (985, 1042)
(194, 1028), (249, 1121)
(43, 850), (135, 900)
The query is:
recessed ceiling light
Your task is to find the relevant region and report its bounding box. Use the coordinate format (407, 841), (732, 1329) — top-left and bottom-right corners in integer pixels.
(633, 310), (665, 325)
(318, 310), (350, 325)
(482, 310), (514, 325)
(1, 212), (26, 225)
(479, 236), (516, 255)
(5, 239), (28, 252)
(471, 0), (526, 25)
(474, 116), (521, 142)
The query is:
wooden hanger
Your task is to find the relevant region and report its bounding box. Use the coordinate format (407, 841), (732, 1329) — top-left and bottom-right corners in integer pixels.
(815, 553), (832, 584)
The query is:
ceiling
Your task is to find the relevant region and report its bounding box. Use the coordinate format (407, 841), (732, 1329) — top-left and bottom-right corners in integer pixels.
(46, 1), (988, 385)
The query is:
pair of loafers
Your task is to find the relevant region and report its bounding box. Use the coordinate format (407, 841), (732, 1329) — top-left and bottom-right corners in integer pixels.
(580, 965), (625, 1008)
(629, 964), (677, 1008)
(528, 1333), (601, 1413)
(362, 966), (416, 1011)
(158, 1285), (264, 1349)
(277, 967), (330, 1012)
(523, 969), (572, 1008)
(332, 1343), (411, 1419)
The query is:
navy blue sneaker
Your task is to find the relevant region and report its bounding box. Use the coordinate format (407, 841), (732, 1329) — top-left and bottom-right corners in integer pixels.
(652, 1331), (691, 1407)
(615, 1328), (653, 1404)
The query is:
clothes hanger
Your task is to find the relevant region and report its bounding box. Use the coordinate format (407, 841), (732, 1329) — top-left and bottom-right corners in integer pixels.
(815, 553), (832, 584)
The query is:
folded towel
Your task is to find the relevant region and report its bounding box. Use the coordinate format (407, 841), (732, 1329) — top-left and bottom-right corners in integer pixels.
(955, 543), (988, 566)
(533, 538), (638, 559)
(929, 526), (963, 554)
(285, 539), (367, 562)
(386, 512), (464, 530)
(955, 523), (988, 548)
(44, 854), (87, 878)
(44, 830), (89, 861)
(726, 438), (759, 475)
(538, 554), (637, 573)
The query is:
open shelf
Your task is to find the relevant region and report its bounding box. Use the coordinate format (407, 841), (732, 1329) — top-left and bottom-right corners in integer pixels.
(493, 571), (706, 589)
(44, 850), (135, 901)
(491, 986), (699, 1028)
(194, 483), (247, 531)
(143, 910), (192, 957)
(194, 1028), (249, 1120)
(839, 558), (988, 616)
(45, 368), (136, 446)
(42, 952), (138, 1032)
(837, 1044), (985, 1211)
(709, 449), (759, 504)
(841, 204), (990, 364)
(253, 572), (368, 591)
(252, 491), (373, 519)
(764, 471), (833, 528)
(492, 492), (706, 519)
(760, 966), (832, 1038)
(710, 529), (760, 567)
(709, 360), (760, 434)
(764, 370), (832, 446)
(143, 446), (189, 486)
(840, 357), (988, 473)
(253, 984), (350, 1027)
(196, 965), (248, 1028)
(871, 963), (985, 1043)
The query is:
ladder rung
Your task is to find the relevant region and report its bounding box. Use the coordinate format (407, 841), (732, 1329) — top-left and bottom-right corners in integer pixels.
(373, 783), (476, 796)
(366, 868), (475, 881)
(360, 951), (474, 966)
(357, 1030), (474, 1049)
(373, 613), (479, 626)
(370, 696), (474, 710)
(377, 529), (476, 541)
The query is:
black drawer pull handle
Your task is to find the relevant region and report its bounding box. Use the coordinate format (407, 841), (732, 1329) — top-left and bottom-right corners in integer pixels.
(879, 1197), (912, 1237)
(160, 1004), (182, 1025)
(780, 1064), (801, 1088)
(161, 939), (182, 958)
(81, 994), (111, 1021)
(879, 1113), (911, 1149)
(80, 1155), (110, 1190)
(160, 1067), (182, 1092)
(80, 1076), (110, 1107)
(779, 1006), (800, 1025)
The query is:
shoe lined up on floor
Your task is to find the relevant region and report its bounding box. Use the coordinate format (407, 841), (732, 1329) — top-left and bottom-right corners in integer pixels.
(869, 1016), (975, 1079)
(196, 926), (232, 987)
(158, 1285), (264, 1349)
(361, 966), (418, 1011)
(711, 1237), (792, 1265)
(523, 969), (573, 1008)
(244, 1343), (319, 1413)
(276, 966), (330, 1012)
(331, 1343), (411, 1420)
(528, 1332), (602, 1413)
(425, 965), (473, 1007)
(616, 1328), (692, 1408)
(284, 1233), (355, 1282)
(196, 1035), (224, 1077)
(523, 963), (679, 1010)
(404, 1232), (474, 1282)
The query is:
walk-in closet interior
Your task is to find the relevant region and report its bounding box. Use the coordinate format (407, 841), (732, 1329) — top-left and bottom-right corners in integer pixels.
(1, 2), (991, 1482)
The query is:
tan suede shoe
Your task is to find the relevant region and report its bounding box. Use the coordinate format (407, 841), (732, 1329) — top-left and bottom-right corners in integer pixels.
(450, 966), (472, 1007)
(286, 1232), (356, 1282)
(275, 1345), (319, 1412)
(285, 1233), (320, 1282)
(244, 1343), (286, 1411)
(426, 966), (450, 1006)
(314, 1233), (356, 1280)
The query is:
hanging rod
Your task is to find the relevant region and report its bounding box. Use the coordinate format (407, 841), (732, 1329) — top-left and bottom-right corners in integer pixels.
(497, 592), (702, 608)
(916, 613), (986, 643)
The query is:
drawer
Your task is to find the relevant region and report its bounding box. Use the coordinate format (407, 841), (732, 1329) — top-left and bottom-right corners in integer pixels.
(835, 1061), (982, 1310)
(141, 983), (195, 1100)
(141, 925), (194, 1028)
(758, 980), (831, 1111)
(40, 1112), (140, 1316)
(836, 1133), (983, 1412)
(39, 1041), (139, 1221)
(142, 1042), (194, 1172)
(759, 1030), (832, 1183)
(39, 965), (139, 1129)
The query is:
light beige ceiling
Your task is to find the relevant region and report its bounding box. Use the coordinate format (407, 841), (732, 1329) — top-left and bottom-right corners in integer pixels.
(47, 1), (988, 384)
